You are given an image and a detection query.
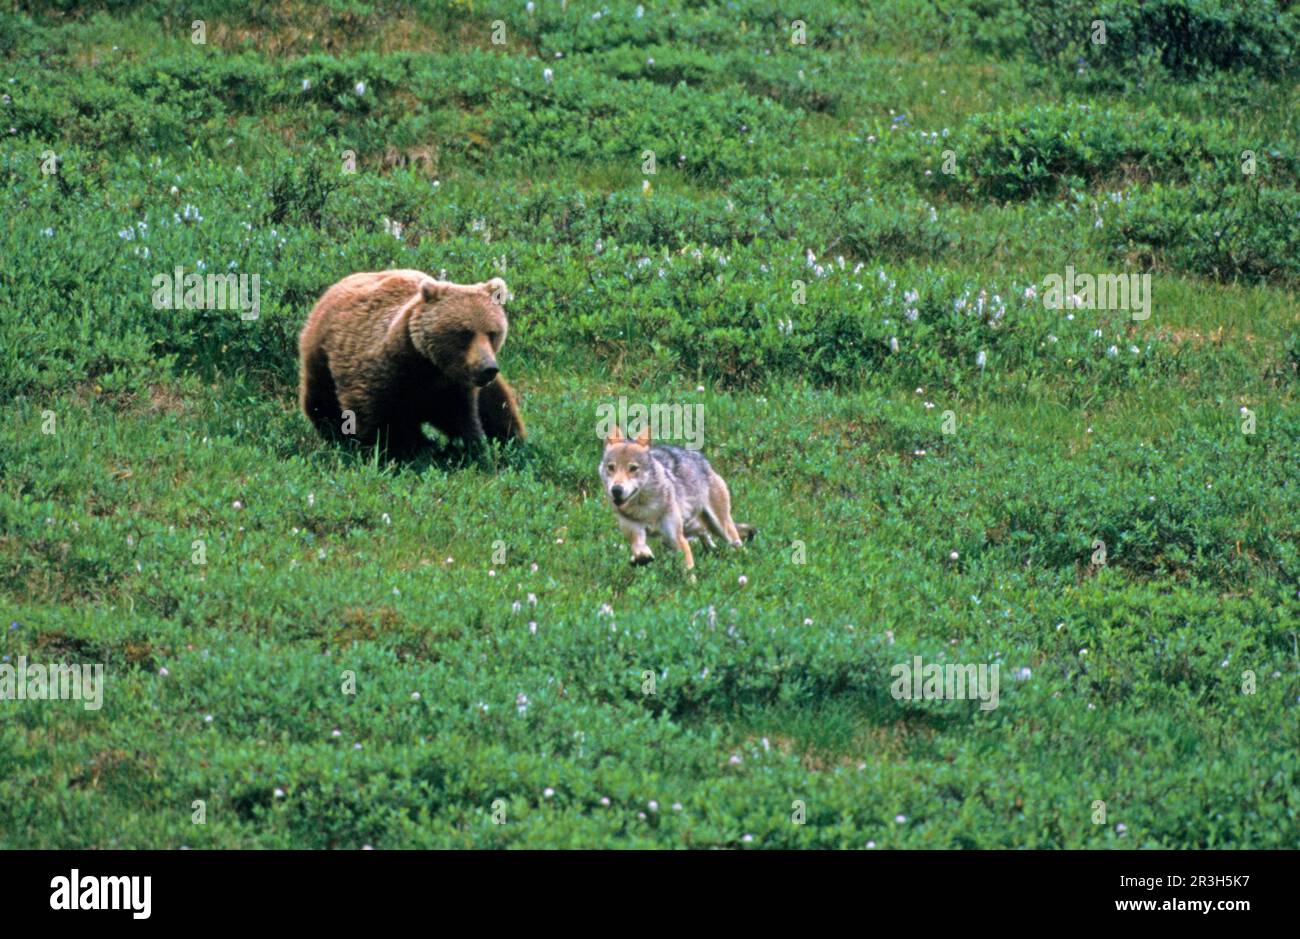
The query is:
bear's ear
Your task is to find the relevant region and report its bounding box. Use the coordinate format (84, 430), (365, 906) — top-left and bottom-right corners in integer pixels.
(482, 277), (509, 305)
(605, 425), (624, 447)
(634, 426), (651, 448)
(420, 278), (448, 303)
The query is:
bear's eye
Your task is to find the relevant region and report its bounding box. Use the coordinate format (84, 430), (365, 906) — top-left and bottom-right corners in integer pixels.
(459, 329), (474, 345)
(487, 331), (500, 345)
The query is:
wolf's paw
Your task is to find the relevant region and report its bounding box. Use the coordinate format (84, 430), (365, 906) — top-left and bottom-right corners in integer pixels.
(736, 524), (756, 542)
(631, 551), (655, 566)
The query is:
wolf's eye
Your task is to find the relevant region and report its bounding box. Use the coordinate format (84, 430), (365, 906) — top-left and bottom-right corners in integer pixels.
(628, 465), (639, 472)
(606, 463), (615, 472)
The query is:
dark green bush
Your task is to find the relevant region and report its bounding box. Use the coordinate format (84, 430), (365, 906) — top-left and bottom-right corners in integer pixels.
(899, 103), (1295, 201)
(1112, 182), (1300, 284)
(956, 0), (1300, 83)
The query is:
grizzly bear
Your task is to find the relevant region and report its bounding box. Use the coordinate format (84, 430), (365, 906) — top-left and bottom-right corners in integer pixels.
(298, 269), (525, 453)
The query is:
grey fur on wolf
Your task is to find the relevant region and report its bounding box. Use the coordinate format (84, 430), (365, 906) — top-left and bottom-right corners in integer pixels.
(600, 426), (754, 570)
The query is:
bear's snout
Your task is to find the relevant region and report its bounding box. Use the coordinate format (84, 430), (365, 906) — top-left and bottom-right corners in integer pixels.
(467, 332), (500, 386)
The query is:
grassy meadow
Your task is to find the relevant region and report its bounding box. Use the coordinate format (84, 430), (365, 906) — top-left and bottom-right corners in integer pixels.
(1, 0), (1298, 848)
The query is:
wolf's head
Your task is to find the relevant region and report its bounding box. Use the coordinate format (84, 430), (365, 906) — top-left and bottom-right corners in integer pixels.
(600, 425), (652, 508)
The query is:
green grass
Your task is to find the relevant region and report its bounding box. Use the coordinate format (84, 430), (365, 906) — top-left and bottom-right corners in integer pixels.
(1, 0), (1298, 848)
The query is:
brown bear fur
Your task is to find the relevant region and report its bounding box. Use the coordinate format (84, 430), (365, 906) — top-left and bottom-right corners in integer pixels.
(298, 269), (525, 453)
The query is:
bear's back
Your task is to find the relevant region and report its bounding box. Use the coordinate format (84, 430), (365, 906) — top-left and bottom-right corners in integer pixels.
(301, 269), (427, 361)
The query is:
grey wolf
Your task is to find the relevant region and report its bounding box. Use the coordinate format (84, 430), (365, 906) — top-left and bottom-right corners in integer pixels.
(599, 425), (754, 569)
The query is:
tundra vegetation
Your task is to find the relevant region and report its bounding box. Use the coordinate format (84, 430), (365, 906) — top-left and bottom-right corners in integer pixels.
(0, 0), (1297, 847)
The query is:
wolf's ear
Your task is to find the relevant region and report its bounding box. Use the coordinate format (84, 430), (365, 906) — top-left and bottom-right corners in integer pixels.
(420, 278), (448, 303)
(634, 426), (651, 448)
(605, 425), (624, 447)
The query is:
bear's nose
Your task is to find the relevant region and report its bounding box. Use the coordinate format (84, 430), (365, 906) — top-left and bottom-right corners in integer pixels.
(474, 365), (499, 386)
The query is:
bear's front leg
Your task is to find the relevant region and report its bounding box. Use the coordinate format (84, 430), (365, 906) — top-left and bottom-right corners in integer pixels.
(461, 387), (487, 446)
(425, 386), (486, 447)
(477, 375), (526, 442)
(380, 420), (429, 457)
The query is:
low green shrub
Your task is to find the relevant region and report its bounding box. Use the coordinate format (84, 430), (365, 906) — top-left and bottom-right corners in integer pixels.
(1111, 182), (1300, 285)
(893, 103), (1295, 201)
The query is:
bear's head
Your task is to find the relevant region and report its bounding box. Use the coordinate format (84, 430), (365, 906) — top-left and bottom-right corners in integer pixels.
(406, 277), (510, 387)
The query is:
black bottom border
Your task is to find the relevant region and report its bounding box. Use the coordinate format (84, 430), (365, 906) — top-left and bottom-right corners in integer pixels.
(0, 849), (1289, 925)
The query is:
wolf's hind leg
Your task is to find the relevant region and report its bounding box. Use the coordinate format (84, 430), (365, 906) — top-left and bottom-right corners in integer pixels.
(707, 474), (745, 546)
(685, 516), (717, 550)
(698, 509), (727, 549)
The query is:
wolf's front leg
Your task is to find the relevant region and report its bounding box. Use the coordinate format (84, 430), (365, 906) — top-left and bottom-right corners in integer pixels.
(620, 518), (654, 565)
(661, 514), (694, 570)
